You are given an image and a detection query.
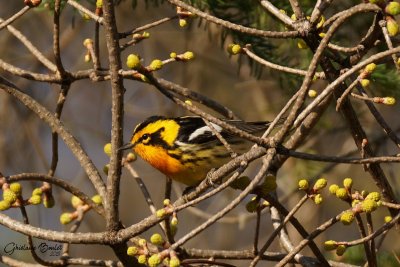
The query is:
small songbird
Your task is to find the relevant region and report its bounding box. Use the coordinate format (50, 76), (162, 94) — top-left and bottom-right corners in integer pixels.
(120, 116), (271, 186)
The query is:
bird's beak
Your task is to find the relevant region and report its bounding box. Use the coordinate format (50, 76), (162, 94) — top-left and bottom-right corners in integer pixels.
(118, 142), (134, 151)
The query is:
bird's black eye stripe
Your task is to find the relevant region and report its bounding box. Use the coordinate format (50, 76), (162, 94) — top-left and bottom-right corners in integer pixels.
(141, 134), (150, 141)
(140, 127), (165, 144)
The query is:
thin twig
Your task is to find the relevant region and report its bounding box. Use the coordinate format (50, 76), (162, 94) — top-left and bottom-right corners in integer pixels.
(0, 6), (31, 31)
(310, 0), (333, 24)
(7, 173), (104, 216)
(259, 0), (294, 28)
(119, 16), (178, 38)
(294, 46), (400, 128)
(169, 150), (276, 250)
(379, 19), (400, 72)
(288, 0), (304, 20)
(67, 0), (104, 24)
(336, 78), (359, 111)
(166, 0), (299, 38)
(53, 0), (66, 75)
(243, 45), (325, 79)
(275, 213), (340, 267)
(0, 18), (57, 72)
(250, 195), (308, 266)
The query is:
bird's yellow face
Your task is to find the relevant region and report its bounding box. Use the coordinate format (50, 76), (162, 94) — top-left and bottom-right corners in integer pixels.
(130, 117), (185, 177)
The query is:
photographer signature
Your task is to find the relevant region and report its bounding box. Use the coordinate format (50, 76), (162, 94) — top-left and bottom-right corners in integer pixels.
(4, 242), (63, 256)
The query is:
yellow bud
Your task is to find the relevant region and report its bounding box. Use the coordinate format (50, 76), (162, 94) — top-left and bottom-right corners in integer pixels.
(336, 245), (347, 256)
(83, 38), (93, 47)
(29, 195), (42, 205)
(170, 52), (177, 58)
(298, 179), (309, 190)
(32, 188), (42, 196)
(126, 152), (137, 162)
(140, 74), (149, 83)
(383, 97), (396, 105)
(150, 233), (164, 246)
(183, 51), (195, 60)
(361, 199), (378, 213)
(343, 178), (353, 189)
(179, 18), (187, 27)
(91, 195), (102, 205)
(230, 44), (242, 55)
(319, 32), (326, 38)
(279, 9), (286, 15)
(142, 32), (150, 38)
(156, 209), (166, 218)
(335, 188), (348, 200)
(314, 194), (323, 205)
(313, 178), (327, 191)
(60, 213), (73, 224)
(291, 14), (297, 21)
(84, 54), (91, 63)
(137, 255), (147, 264)
(148, 254), (162, 267)
(0, 200), (11, 211)
(9, 183), (22, 196)
(261, 200), (270, 207)
(169, 256), (180, 267)
(103, 143), (112, 157)
(71, 195), (84, 208)
(340, 210), (355, 225)
(163, 199), (171, 206)
(324, 240), (337, 251)
(184, 100), (192, 106)
(126, 54), (141, 69)
(365, 63), (377, 73)
(328, 184), (339, 195)
(170, 216), (178, 226)
(316, 15), (325, 29)
(387, 17), (399, 36)
(297, 39), (308, 49)
(149, 59), (163, 71)
(96, 0), (103, 8)
(3, 190), (17, 204)
(360, 79), (370, 88)
(308, 89), (317, 98)
(385, 2), (400, 16)
(366, 192), (381, 201)
(384, 216), (392, 223)
(127, 246), (138, 256)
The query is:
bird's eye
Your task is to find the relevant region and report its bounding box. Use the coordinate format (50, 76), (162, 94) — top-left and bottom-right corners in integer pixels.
(142, 134), (150, 141)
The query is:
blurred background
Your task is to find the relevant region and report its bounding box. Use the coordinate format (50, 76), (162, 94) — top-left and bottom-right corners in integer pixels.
(0, 0), (400, 266)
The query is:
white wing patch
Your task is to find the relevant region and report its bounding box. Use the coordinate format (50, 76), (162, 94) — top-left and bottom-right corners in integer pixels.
(188, 123), (223, 141)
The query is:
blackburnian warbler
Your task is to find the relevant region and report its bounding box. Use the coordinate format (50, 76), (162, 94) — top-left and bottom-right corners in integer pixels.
(121, 116), (271, 186)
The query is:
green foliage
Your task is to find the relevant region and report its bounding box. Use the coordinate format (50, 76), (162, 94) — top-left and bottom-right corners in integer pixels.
(339, 245), (400, 266)
(371, 64), (400, 97)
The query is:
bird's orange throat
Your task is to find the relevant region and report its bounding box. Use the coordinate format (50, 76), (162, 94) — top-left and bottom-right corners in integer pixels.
(133, 143), (183, 176)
